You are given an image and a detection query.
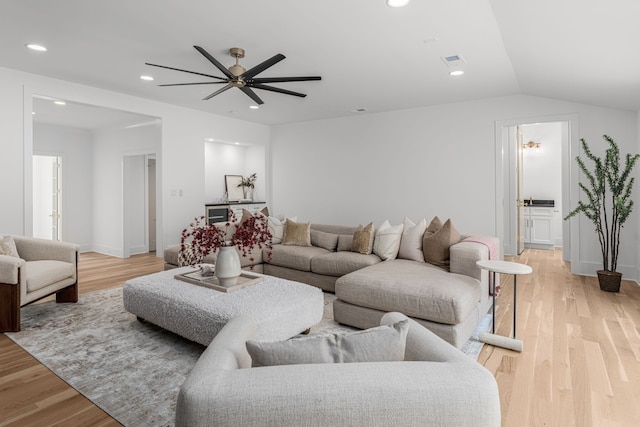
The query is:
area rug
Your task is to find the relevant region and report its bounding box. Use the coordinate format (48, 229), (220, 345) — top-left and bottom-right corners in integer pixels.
(7, 287), (491, 427)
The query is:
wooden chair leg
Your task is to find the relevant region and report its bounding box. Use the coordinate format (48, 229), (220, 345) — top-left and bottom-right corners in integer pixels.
(0, 283), (20, 332)
(56, 282), (78, 303)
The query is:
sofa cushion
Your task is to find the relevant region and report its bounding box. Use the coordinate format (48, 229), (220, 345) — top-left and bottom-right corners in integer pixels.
(268, 245), (329, 272)
(351, 222), (374, 255)
(423, 219), (461, 270)
(311, 251), (381, 277)
(397, 217), (427, 262)
(0, 236), (20, 258)
(282, 219), (311, 246)
(246, 319), (409, 367)
(25, 260), (75, 292)
(335, 259), (481, 325)
(372, 220), (403, 261)
(310, 229), (339, 252)
(337, 234), (353, 252)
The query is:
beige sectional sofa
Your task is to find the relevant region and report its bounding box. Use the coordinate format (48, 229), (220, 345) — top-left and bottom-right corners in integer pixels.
(164, 221), (498, 348)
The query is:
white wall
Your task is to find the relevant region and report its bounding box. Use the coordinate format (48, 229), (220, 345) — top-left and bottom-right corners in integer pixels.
(33, 123), (93, 250)
(204, 142), (267, 204)
(522, 122), (563, 246)
(0, 65), (270, 257)
(123, 154), (147, 256)
(92, 124), (159, 256)
(270, 94), (639, 280)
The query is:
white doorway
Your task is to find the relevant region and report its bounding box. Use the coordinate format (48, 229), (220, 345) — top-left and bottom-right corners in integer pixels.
(32, 155), (62, 241)
(494, 114), (578, 266)
(122, 153), (157, 257)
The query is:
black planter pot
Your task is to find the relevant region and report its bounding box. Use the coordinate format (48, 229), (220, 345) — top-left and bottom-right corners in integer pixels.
(597, 270), (622, 292)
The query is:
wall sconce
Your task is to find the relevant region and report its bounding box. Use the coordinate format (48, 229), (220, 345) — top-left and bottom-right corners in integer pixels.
(522, 140), (541, 150)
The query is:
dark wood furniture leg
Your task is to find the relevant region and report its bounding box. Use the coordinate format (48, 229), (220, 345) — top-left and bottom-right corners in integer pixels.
(56, 282), (78, 303)
(0, 282), (20, 332)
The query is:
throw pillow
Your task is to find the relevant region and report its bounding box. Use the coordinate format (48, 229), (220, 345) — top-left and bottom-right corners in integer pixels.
(337, 234), (353, 252)
(423, 219), (461, 270)
(372, 220), (404, 261)
(239, 207), (270, 225)
(351, 222), (375, 255)
(282, 219), (311, 246)
(268, 216), (297, 244)
(425, 215), (443, 235)
(246, 319), (409, 367)
(397, 217), (427, 262)
(311, 229), (339, 252)
(0, 236), (20, 258)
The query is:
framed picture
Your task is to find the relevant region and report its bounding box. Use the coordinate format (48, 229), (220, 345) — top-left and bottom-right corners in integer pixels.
(225, 175), (244, 201)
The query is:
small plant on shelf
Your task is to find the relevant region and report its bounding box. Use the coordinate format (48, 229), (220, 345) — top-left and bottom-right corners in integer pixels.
(238, 173), (257, 189)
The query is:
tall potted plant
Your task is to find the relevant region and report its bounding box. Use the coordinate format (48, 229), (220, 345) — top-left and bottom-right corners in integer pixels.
(565, 135), (639, 292)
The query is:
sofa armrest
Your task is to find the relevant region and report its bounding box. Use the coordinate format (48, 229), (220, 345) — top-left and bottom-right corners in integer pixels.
(449, 237), (499, 282)
(12, 236), (78, 264)
(0, 255), (25, 284)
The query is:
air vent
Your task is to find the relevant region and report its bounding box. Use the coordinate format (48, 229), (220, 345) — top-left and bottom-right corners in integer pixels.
(441, 54), (466, 67)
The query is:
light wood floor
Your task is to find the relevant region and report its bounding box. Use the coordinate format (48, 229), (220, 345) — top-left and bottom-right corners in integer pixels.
(1, 249), (639, 426)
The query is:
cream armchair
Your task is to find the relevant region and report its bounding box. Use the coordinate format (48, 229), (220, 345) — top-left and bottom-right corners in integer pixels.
(0, 236), (78, 332)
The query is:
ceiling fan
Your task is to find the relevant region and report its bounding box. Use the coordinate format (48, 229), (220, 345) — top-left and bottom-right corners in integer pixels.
(146, 46), (321, 105)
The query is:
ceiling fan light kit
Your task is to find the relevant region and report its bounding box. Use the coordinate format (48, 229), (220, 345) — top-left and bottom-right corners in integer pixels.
(146, 46), (321, 105)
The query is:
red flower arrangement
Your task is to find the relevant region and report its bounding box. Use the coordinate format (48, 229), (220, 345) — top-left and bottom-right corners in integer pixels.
(178, 210), (272, 267)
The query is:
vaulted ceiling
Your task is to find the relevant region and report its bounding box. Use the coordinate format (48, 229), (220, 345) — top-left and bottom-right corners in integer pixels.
(1, 0), (639, 126)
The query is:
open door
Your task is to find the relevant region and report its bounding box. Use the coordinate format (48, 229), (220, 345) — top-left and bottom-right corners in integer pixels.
(33, 155), (62, 241)
(516, 126), (525, 255)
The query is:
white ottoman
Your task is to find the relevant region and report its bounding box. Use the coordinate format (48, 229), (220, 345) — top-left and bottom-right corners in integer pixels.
(123, 268), (324, 345)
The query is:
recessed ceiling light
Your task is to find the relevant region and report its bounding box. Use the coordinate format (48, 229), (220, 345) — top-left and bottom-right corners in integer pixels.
(205, 138), (215, 142)
(386, 0), (410, 7)
(249, 105), (259, 110)
(140, 75), (154, 81)
(32, 111), (36, 115)
(449, 70), (465, 76)
(54, 101), (66, 106)
(234, 142), (240, 145)
(26, 43), (47, 52)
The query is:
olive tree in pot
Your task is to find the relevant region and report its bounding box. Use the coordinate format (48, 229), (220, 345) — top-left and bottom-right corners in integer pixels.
(564, 135), (639, 292)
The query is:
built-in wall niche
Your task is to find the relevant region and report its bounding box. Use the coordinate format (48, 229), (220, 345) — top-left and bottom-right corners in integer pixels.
(204, 139), (266, 203)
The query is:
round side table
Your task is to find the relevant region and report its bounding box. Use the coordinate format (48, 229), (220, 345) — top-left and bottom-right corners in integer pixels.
(476, 260), (532, 352)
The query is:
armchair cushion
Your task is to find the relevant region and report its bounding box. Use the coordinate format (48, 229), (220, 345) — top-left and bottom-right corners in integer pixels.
(25, 260), (76, 292)
(246, 319), (408, 367)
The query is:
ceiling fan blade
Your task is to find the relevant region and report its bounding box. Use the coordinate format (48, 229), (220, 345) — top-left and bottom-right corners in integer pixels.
(159, 82), (228, 87)
(251, 83), (307, 98)
(250, 76), (322, 84)
(239, 87), (264, 105)
(203, 84), (233, 101)
(194, 46), (235, 79)
(145, 63), (226, 80)
(242, 54), (286, 79)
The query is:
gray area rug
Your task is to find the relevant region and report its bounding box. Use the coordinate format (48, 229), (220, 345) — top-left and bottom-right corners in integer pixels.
(7, 287), (490, 427)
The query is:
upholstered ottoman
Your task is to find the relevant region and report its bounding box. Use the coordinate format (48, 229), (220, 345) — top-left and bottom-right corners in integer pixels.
(123, 268), (324, 345)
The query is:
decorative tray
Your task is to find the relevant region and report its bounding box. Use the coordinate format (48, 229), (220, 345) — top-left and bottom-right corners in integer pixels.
(175, 268), (263, 293)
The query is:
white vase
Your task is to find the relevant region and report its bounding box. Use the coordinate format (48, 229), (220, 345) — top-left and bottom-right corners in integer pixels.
(244, 187), (254, 201)
(215, 246), (241, 287)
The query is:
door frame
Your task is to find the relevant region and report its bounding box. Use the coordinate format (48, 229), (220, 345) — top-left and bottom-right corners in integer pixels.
(494, 113), (579, 270)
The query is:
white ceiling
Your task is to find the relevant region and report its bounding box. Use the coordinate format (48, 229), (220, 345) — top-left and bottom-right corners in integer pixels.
(2, 0), (639, 127)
